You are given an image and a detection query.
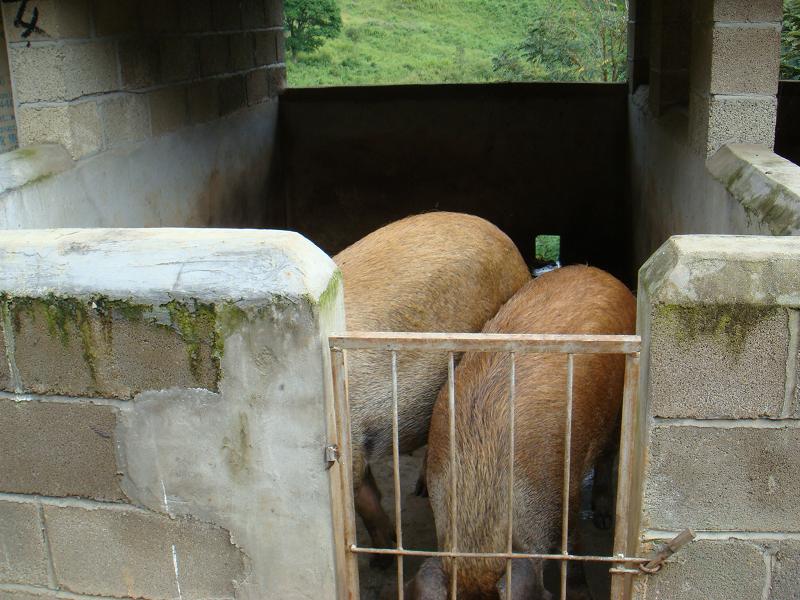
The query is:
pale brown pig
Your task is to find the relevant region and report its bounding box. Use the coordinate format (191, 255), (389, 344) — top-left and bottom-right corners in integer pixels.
(333, 212), (530, 552)
(408, 265), (636, 599)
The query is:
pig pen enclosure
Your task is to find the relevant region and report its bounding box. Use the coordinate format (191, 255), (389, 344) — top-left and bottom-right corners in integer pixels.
(273, 83), (645, 600)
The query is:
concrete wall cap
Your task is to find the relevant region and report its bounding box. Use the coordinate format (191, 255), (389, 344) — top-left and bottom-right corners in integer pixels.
(0, 144), (73, 195)
(0, 228), (337, 306)
(707, 143), (800, 235)
(640, 234), (800, 306)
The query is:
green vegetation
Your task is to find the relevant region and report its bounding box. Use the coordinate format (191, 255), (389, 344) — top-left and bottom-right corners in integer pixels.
(782, 0), (800, 79)
(286, 0), (628, 87)
(285, 0), (343, 58)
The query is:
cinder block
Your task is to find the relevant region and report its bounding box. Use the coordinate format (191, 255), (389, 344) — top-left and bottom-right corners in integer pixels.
(637, 539), (765, 600)
(101, 94), (150, 148)
(9, 296), (217, 399)
(199, 34), (229, 76)
(119, 38), (160, 89)
(16, 101), (103, 160)
(254, 30), (278, 65)
(44, 505), (247, 598)
(11, 42), (118, 103)
(242, 0), (267, 28)
(139, 0), (181, 34)
(267, 65), (286, 96)
(770, 541), (800, 599)
(650, 305), (787, 418)
(219, 74), (246, 115)
(93, 0), (139, 36)
(149, 86), (189, 136)
(229, 32), (254, 71)
(266, 0), (283, 27)
(160, 37), (199, 83)
(212, 0), (243, 31)
(3, 0), (90, 42)
(712, 0), (782, 23)
(246, 68), (268, 105)
(711, 26), (779, 95)
(644, 425), (800, 531)
(0, 501), (49, 586)
(188, 79), (220, 123)
(180, 0), (212, 32)
(0, 400), (124, 500)
(690, 92), (777, 156)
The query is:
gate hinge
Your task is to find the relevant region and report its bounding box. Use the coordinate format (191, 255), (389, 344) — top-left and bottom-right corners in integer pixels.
(325, 444), (340, 469)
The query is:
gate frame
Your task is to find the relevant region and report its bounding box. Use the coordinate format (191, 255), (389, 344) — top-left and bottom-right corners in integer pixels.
(328, 332), (644, 600)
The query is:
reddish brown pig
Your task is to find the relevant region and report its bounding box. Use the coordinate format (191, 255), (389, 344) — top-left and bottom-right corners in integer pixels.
(408, 265), (636, 599)
(333, 212), (530, 552)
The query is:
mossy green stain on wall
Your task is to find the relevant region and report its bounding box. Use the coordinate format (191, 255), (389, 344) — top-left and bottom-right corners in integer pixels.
(164, 300), (218, 381)
(656, 303), (779, 356)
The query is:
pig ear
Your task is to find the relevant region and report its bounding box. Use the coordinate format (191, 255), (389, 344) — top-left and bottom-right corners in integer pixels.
(405, 557), (448, 600)
(496, 559), (551, 600)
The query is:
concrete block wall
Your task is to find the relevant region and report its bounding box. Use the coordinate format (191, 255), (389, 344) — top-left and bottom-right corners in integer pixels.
(634, 235), (800, 600)
(0, 229), (345, 599)
(2, 0), (285, 160)
(689, 0), (781, 156)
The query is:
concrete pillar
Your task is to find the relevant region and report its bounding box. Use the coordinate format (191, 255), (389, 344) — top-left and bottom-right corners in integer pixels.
(648, 0), (691, 115)
(689, 0), (782, 156)
(0, 229), (345, 599)
(634, 235), (800, 599)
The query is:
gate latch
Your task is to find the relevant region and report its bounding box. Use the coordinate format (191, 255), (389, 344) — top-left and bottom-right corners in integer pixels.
(325, 444), (340, 469)
(639, 529), (696, 574)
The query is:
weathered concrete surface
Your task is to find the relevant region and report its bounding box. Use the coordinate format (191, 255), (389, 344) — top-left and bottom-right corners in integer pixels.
(649, 305), (788, 418)
(44, 504), (246, 599)
(8, 300), (218, 398)
(0, 400), (124, 500)
(0, 102), (278, 230)
(0, 145), (72, 195)
(640, 235), (800, 419)
(0, 501), (49, 586)
(634, 539), (766, 600)
(707, 144), (800, 236)
(644, 425), (800, 531)
(0, 229), (345, 599)
(629, 87), (797, 269)
(769, 541), (800, 599)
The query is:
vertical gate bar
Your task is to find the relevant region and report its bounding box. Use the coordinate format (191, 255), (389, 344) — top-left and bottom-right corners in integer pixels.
(560, 353), (574, 600)
(331, 348), (360, 599)
(505, 352), (516, 600)
(391, 351), (405, 599)
(448, 352), (458, 600)
(610, 353), (640, 600)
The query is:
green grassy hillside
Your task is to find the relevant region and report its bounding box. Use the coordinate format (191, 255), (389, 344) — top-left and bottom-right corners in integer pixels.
(287, 0), (581, 87)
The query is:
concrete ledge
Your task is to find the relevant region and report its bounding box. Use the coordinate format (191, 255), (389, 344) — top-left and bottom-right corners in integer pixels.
(708, 144), (800, 235)
(0, 145), (73, 195)
(0, 228), (345, 598)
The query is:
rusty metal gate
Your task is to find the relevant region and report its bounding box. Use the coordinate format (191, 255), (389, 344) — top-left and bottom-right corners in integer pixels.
(327, 332), (692, 600)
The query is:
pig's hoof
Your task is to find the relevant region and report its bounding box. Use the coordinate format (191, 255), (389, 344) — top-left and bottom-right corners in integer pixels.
(592, 510), (613, 530)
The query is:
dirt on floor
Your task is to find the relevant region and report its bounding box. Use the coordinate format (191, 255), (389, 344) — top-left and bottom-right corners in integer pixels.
(356, 448), (615, 600)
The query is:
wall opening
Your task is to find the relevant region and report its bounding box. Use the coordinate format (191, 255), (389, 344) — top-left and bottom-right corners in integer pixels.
(284, 0), (629, 87)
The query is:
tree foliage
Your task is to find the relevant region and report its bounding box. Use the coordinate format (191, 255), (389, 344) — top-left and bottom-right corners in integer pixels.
(782, 0), (800, 80)
(493, 1), (628, 82)
(284, 0), (343, 58)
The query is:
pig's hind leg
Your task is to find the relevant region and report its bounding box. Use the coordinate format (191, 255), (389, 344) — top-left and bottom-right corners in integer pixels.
(354, 464), (396, 568)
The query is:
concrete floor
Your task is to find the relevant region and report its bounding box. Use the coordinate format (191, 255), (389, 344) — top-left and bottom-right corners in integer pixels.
(356, 448), (615, 600)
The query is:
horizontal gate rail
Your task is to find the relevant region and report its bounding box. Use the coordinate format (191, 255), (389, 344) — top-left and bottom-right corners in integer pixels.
(329, 331), (641, 353)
